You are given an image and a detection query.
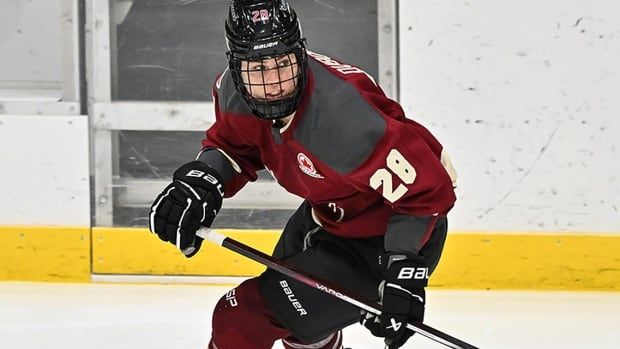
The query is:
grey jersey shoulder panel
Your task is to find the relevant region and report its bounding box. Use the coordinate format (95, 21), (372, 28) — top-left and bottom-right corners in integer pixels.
(294, 59), (386, 174)
(217, 68), (254, 115)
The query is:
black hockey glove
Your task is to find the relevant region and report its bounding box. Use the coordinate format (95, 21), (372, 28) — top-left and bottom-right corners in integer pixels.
(361, 254), (427, 349)
(148, 161), (224, 257)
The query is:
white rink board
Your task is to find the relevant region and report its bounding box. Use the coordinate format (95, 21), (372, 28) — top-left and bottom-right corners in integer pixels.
(399, 0), (620, 232)
(0, 115), (90, 226)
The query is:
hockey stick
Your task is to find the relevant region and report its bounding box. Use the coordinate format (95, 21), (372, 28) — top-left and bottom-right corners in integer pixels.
(196, 228), (479, 349)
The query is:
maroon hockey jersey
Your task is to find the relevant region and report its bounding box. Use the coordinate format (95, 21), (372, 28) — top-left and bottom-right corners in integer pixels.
(202, 51), (456, 240)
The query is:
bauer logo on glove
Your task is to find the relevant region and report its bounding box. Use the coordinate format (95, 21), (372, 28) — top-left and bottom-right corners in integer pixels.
(148, 161), (224, 257)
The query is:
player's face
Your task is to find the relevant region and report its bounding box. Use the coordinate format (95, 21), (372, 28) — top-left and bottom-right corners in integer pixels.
(240, 53), (300, 101)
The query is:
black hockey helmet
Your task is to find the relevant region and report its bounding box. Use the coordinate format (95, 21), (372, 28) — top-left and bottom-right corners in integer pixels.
(225, 0), (308, 120)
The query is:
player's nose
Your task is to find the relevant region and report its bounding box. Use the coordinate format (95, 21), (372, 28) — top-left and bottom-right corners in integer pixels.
(263, 79), (283, 94)
(262, 68), (281, 84)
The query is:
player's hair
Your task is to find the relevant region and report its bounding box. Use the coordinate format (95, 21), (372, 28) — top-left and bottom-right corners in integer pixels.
(225, 0), (308, 120)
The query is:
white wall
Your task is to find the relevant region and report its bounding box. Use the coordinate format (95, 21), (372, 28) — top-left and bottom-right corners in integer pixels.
(0, 0), (63, 86)
(1, 1), (618, 232)
(0, 115), (90, 226)
(399, 0), (620, 232)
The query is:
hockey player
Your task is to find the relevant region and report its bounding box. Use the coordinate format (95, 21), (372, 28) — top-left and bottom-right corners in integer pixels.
(148, 1), (458, 348)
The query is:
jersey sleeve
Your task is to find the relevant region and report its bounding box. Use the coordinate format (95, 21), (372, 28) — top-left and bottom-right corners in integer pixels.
(347, 119), (457, 254)
(200, 77), (264, 197)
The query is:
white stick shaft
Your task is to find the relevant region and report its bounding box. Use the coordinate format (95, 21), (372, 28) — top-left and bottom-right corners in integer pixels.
(196, 227), (226, 246)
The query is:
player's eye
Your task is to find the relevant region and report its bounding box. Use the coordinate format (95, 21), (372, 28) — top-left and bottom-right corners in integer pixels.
(250, 65), (266, 71)
(277, 59), (291, 67)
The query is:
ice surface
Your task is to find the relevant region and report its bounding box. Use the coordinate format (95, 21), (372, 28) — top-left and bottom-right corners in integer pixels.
(0, 282), (618, 349)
